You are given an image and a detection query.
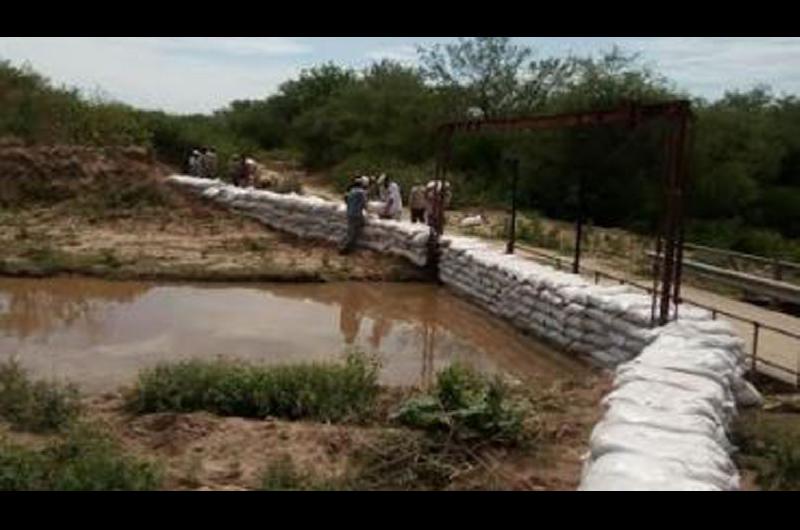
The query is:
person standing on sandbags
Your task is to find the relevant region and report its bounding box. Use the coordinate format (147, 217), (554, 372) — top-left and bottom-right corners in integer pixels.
(425, 180), (452, 233)
(408, 180), (427, 224)
(340, 177), (369, 255)
(205, 148), (218, 179)
(378, 174), (403, 220)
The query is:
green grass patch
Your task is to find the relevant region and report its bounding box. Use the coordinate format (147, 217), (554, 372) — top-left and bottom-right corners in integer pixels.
(0, 423), (162, 491)
(126, 352), (380, 423)
(0, 360), (82, 433)
(734, 411), (800, 490)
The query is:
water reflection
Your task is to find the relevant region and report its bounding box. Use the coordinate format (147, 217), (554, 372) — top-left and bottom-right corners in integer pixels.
(0, 278), (589, 393)
(0, 278), (150, 340)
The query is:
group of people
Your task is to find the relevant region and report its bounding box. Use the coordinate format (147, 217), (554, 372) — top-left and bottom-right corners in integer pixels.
(187, 147), (218, 179)
(339, 173), (452, 255)
(228, 154), (259, 187)
(187, 148), (259, 187)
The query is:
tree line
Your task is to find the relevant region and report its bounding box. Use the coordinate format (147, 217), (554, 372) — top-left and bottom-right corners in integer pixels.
(2, 37), (800, 258)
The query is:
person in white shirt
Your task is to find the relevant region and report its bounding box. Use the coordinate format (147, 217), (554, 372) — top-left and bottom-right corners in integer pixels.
(378, 174), (403, 220)
(188, 150), (201, 176)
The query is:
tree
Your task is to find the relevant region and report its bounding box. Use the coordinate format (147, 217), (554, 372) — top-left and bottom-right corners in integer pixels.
(418, 38), (578, 117)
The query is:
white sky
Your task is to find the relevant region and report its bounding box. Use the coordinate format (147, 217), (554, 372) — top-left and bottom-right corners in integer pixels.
(1, 37), (798, 114)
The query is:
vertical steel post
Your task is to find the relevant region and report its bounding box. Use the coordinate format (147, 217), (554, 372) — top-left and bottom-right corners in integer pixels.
(659, 104), (689, 326)
(752, 322), (760, 373)
(671, 108), (692, 321)
(573, 173), (585, 274)
(507, 158), (519, 254)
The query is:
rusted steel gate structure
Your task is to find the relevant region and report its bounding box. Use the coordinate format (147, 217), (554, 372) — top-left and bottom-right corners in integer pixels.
(429, 100), (693, 327)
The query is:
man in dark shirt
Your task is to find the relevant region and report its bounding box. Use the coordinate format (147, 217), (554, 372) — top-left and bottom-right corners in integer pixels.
(339, 177), (368, 254)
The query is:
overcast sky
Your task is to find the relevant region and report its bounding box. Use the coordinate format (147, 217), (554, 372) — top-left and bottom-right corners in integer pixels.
(1, 37), (798, 114)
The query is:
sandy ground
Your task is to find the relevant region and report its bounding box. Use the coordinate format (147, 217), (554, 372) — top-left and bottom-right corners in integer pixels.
(0, 203), (427, 283)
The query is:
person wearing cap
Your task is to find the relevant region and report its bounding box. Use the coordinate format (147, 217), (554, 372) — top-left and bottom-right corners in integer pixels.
(425, 179), (452, 232)
(339, 176), (369, 254)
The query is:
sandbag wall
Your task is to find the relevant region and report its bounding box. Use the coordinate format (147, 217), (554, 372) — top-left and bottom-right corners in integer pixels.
(579, 319), (760, 490)
(436, 234), (758, 490)
(167, 175), (431, 266)
(437, 234), (714, 367)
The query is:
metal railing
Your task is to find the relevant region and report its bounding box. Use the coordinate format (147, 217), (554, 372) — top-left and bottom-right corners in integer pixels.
(515, 243), (800, 386)
(683, 242), (800, 284)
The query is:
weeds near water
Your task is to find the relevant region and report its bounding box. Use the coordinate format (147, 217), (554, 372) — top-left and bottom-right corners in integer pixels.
(0, 360), (82, 433)
(391, 364), (526, 446)
(0, 422), (162, 491)
(127, 351), (380, 423)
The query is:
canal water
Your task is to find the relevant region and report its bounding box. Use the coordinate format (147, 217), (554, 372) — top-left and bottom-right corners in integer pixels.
(0, 278), (589, 393)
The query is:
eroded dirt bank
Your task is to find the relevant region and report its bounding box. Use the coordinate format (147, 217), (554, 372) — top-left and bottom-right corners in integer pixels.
(0, 144), (426, 283)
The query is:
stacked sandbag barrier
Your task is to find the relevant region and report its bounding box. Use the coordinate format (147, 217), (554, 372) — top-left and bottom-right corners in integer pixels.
(167, 175), (430, 266)
(436, 234), (683, 367)
(578, 318), (762, 490)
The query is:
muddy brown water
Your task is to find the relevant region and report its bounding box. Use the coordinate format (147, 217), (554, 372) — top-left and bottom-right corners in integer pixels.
(0, 277), (590, 393)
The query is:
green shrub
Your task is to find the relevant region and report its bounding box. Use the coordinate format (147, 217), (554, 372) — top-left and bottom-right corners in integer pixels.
(0, 423), (162, 491)
(127, 352), (379, 423)
(0, 360), (82, 433)
(758, 441), (800, 490)
(392, 364), (525, 445)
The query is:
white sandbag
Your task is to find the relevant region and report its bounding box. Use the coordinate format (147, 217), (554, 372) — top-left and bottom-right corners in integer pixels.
(603, 379), (732, 425)
(602, 401), (732, 449)
(732, 378), (763, 408)
(589, 420), (736, 476)
(579, 452), (727, 491)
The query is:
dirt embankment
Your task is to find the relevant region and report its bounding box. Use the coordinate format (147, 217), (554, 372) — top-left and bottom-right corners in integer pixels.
(0, 144), (426, 282)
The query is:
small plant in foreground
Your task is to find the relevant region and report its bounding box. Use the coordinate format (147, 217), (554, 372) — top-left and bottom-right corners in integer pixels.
(392, 364), (526, 446)
(127, 352), (379, 423)
(259, 455), (350, 491)
(749, 439), (800, 491)
(0, 423), (162, 491)
(0, 360), (82, 433)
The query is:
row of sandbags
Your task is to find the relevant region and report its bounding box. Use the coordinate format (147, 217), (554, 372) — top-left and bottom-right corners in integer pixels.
(166, 176), (431, 266)
(579, 318), (762, 490)
(438, 235), (679, 367)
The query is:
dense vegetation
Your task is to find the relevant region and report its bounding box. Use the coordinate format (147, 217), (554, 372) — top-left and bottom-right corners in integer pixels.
(3, 37), (800, 258)
(126, 353), (380, 422)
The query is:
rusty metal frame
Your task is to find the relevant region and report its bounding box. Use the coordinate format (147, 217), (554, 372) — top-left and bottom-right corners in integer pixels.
(432, 100), (693, 327)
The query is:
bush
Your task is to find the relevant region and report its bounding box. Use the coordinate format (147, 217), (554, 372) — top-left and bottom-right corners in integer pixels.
(329, 155), (435, 194)
(0, 360), (82, 433)
(391, 364), (525, 445)
(757, 441), (800, 490)
(0, 423), (162, 491)
(127, 352), (380, 423)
